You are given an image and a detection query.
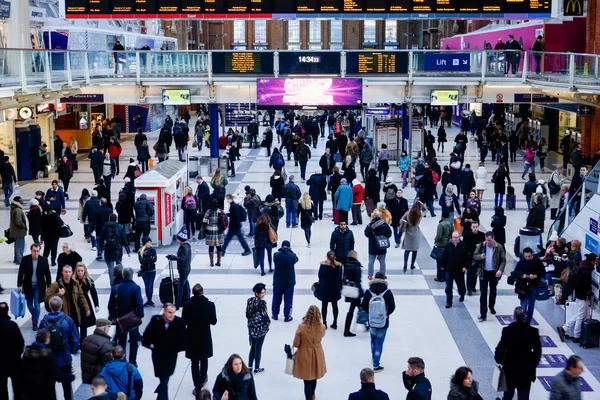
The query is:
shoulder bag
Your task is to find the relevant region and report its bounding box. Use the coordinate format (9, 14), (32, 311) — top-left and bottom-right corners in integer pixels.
(492, 364), (507, 392)
(113, 286), (142, 334)
(268, 226), (278, 244)
(430, 246), (444, 260)
(341, 280), (360, 299)
(371, 224), (390, 250)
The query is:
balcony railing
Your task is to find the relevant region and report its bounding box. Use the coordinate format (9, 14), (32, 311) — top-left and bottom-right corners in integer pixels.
(1, 49), (599, 92)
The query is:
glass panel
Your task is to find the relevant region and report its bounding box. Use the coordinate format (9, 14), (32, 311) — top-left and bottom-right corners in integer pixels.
(364, 20), (376, 43)
(330, 20), (343, 48)
(234, 20), (246, 43)
(385, 21), (397, 43)
(288, 20), (300, 49)
(255, 20), (267, 44)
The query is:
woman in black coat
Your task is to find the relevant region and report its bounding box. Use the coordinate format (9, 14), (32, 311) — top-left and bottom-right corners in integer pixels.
(56, 242), (83, 281)
(298, 194), (315, 247)
(342, 251), (363, 337)
(74, 262), (99, 342)
(306, 172), (326, 220)
(491, 206), (507, 247)
(42, 210), (64, 268)
(270, 171), (285, 202)
(115, 192), (133, 233)
(27, 199), (42, 244)
(317, 251), (343, 329)
(364, 168), (380, 204)
(213, 354), (258, 400)
(492, 164), (511, 208)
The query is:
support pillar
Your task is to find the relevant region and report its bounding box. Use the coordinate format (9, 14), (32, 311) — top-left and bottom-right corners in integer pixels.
(209, 104), (219, 173)
(7, 0), (30, 76)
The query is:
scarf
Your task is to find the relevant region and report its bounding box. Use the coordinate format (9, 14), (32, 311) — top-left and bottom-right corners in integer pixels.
(227, 368), (245, 392)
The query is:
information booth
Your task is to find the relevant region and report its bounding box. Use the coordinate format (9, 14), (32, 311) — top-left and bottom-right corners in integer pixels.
(134, 159), (188, 246)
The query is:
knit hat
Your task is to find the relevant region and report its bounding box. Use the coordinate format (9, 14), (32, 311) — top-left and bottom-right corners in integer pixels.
(549, 231), (559, 242)
(385, 176), (393, 183)
(352, 179), (360, 186)
(51, 179), (58, 185)
(96, 318), (112, 328)
(142, 236), (152, 246)
(536, 186), (543, 194)
(124, 177), (131, 183)
(376, 201), (387, 209)
(29, 199), (39, 206)
(265, 194), (275, 203)
(282, 240), (291, 248)
(176, 230), (188, 242)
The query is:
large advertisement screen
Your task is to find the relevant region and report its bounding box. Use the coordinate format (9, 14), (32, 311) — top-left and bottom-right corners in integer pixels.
(430, 89), (459, 106)
(163, 89), (191, 106)
(257, 78), (362, 107)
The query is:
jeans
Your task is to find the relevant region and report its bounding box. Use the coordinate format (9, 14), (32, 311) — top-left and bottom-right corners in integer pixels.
(176, 270), (190, 308)
(14, 237), (25, 264)
(495, 193), (504, 207)
(140, 159), (149, 172)
(314, 200), (323, 219)
(248, 219), (255, 236)
(248, 335), (265, 369)
(302, 226), (311, 244)
(351, 204), (362, 224)
(392, 226), (402, 245)
(519, 289), (537, 324)
(303, 380), (317, 400)
(521, 162), (535, 179)
(156, 376), (170, 400)
(424, 200), (435, 216)
(445, 271), (466, 304)
(534, 55), (542, 74)
(378, 160), (389, 181)
(404, 251), (417, 268)
(222, 228), (251, 254)
(286, 202), (298, 226)
(480, 271), (499, 318)
(369, 327), (388, 368)
(142, 270), (156, 303)
(272, 286), (294, 318)
(401, 171), (408, 187)
(105, 260), (121, 286)
(26, 285), (41, 326)
(2, 183), (12, 205)
(119, 223), (130, 234)
(257, 246), (273, 273)
(191, 357), (209, 391)
(134, 221), (151, 251)
(299, 161), (308, 179)
(436, 259), (445, 280)
(563, 298), (588, 338)
(503, 380), (531, 400)
(368, 254), (387, 277)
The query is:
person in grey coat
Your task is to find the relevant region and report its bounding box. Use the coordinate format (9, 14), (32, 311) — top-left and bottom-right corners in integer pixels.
(400, 201), (423, 271)
(549, 355), (584, 400)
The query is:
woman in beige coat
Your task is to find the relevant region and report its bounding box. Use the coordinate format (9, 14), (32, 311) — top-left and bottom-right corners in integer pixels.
(293, 305), (327, 400)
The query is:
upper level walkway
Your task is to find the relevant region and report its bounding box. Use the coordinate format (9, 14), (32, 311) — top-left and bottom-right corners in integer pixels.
(1, 49), (599, 97)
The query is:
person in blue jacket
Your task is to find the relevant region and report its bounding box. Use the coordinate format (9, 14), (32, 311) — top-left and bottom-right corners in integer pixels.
(100, 345), (143, 400)
(334, 178), (353, 224)
(45, 180), (66, 212)
(272, 240), (298, 322)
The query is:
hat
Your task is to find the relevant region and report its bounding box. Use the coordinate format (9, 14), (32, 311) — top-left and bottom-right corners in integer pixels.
(29, 199), (39, 206)
(352, 179), (360, 186)
(385, 176), (393, 183)
(265, 194), (275, 203)
(549, 231), (559, 242)
(142, 236), (152, 246)
(282, 240), (291, 248)
(124, 177), (131, 183)
(536, 186), (543, 193)
(96, 318), (112, 328)
(51, 179), (58, 185)
(176, 230), (188, 242)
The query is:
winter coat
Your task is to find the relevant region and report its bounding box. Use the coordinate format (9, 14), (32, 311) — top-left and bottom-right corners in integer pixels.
(459, 169), (476, 195)
(142, 315), (186, 378)
(0, 315), (24, 378)
(317, 260), (342, 302)
(77, 277), (99, 328)
(292, 322), (327, 381)
(348, 382), (390, 400)
(361, 278), (396, 329)
(45, 278), (90, 326)
(328, 172), (343, 197)
(494, 321), (542, 386)
(343, 257), (363, 305)
(364, 175), (381, 202)
(319, 153), (335, 175)
(387, 196), (409, 227)
(269, 151), (285, 169)
(416, 173), (435, 203)
(283, 182), (302, 208)
(196, 181), (211, 213)
(573, 260), (594, 301)
(329, 227), (355, 262)
(134, 198), (154, 222)
(548, 171), (564, 209)
(203, 209), (225, 246)
(273, 247), (298, 288)
(400, 211), (422, 252)
(299, 202), (315, 228)
(27, 205), (42, 236)
(307, 173), (327, 202)
(352, 183), (365, 204)
(270, 175), (285, 199)
(398, 155), (411, 172)
(475, 166), (487, 191)
(491, 211), (507, 246)
(80, 328), (115, 384)
(434, 217), (453, 248)
(259, 202), (284, 231)
(99, 222), (131, 263)
(20, 341), (75, 400)
(403, 371), (432, 400)
(38, 311), (80, 367)
(213, 368), (258, 400)
(549, 369), (582, 400)
(41, 211), (63, 243)
(447, 381), (482, 400)
(171, 242), (192, 274)
(382, 182), (398, 203)
(82, 196), (100, 225)
(364, 217), (392, 255)
(334, 184), (353, 211)
(245, 296), (270, 339)
(107, 278), (144, 321)
(441, 240), (469, 276)
(9, 200), (27, 238)
(493, 169), (511, 195)
(182, 295), (217, 359)
(439, 191), (461, 216)
(115, 199), (133, 225)
(17, 254), (51, 303)
(99, 358), (143, 399)
(526, 201), (546, 231)
(473, 241), (507, 279)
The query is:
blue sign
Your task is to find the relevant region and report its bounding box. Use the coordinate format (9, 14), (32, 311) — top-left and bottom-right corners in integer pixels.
(577, 105), (592, 117)
(540, 336), (557, 348)
(424, 53), (470, 72)
(539, 354), (568, 368)
(365, 107), (390, 116)
(590, 218), (598, 235)
(539, 376), (593, 392)
(514, 94), (559, 103)
(585, 234), (600, 254)
(0, 1), (10, 20)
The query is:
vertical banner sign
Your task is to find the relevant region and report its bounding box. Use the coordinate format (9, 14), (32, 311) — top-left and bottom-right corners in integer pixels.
(165, 192), (172, 226)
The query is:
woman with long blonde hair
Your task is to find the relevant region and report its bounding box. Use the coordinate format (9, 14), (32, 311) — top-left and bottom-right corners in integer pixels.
(75, 262), (99, 341)
(293, 305), (327, 400)
(298, 192), (314, 247)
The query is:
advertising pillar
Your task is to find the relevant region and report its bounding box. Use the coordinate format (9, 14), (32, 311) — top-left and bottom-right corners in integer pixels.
(209, 103), (219, 173)
(402, 104), (410, 151)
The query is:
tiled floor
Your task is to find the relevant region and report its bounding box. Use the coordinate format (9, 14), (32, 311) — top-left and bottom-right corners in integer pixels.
(0, 121), (598, 400)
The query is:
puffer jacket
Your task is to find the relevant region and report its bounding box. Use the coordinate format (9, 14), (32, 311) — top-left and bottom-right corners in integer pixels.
(99, 358), (143, 399)
(398, 155), (411, 172)
(329, 227), (355, 262)
(9, 200), (27, 238)
(361, 278), (395, 329)
(352, 182), (365, 204)
(134, 198), (154, 222)
(80, 328), (115, 384)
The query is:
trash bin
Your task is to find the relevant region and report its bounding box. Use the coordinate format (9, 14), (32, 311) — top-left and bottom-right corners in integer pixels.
(188, 156), (199, 177)
(218, 157), (229, 172)
(514, 227), (543, 258)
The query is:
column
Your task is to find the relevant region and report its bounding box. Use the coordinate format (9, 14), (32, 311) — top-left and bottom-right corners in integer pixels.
(7, 0), (30, 77)
(209, 104), (219, 172)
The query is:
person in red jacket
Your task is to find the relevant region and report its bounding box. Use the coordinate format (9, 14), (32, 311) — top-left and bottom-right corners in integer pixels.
(351, 179), (365, 225)
(108, 137), (122, 176)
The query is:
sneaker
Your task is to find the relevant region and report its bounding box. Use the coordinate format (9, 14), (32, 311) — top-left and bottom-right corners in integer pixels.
(32, 324), (38, 331)
(241, 251), (252, 256)
(478, 316), (487, 322)
(254, 368), (265, 374)
(368, 276), (373, 280)
(272, 315), (278, 321)
(459, 296), (465, 302)
(445, 303), (452, 308)
(433, 278), (444, 282)
(489, 307), (497, 315)
(261, 272), (266, 276)
(284, 316), (293, 322)
(343, 331), (356, 337)
(410, 265), (416, 270)
(395, 243), (400, 248)
(292, 225), (298, 228)
(373, 366), (384, 373)
(557, 326), (566, 342)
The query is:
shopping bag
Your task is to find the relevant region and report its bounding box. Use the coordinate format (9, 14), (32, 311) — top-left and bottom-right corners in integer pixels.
(13, 184), (20, 194)
(285, 357), (294, 375)
(492, 365), (507, 392)
(149, 158), (155, 168)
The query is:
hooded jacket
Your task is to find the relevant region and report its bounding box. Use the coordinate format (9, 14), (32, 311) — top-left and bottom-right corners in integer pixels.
(38, 311), (80, 367)
(352, 181), (365, 204)
(361, 278), (395, 329)
(99, 358), (143, 399)
(273, 247), (298, 288)
(307, 173), (327, 201)
(334, 184), (353, 211)
(9, 200), (27, 238)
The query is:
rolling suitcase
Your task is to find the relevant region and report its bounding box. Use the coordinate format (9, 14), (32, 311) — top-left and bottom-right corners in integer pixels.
(507, 194), (516, 210)
(159, 260), (178, 305)
(580, 303), (600, 348)
(10, 289), (26, 319)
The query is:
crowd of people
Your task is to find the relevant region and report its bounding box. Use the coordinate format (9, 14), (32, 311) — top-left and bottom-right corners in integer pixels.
(1, 107), (597, 400)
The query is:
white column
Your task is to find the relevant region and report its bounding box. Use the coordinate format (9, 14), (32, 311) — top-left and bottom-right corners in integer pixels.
(7, 0), (30, 78)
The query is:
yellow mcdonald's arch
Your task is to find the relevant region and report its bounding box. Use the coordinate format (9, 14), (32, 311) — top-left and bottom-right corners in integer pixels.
(565, 0), (583, 14)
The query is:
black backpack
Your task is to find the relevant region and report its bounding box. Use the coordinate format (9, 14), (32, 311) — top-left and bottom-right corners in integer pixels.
(298, 145), (308, 158)
(47, 316), (66, 352)
(385, 187), (395, 201)
(105, 224), (120, 249)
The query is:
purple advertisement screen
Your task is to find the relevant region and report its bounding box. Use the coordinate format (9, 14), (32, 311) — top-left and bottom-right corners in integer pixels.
(256, 78), (363, 107)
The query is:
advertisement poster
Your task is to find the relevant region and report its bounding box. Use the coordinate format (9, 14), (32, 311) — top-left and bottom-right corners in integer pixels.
(256, 78), (362, 107)
(430, 90), (459, 106)
(165, 192), (172, 226)
(163, 89), (191, 106)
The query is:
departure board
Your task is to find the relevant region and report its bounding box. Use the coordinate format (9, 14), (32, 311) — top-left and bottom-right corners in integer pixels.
(459, 0), (481, 12)
(412, 0), (434, 12)
(482, 0), (505, 12)
(343, 0), (364, 12)
(320, 0), (341, 12)
(296, 0), (318, 12)
(250, 0), (272, 12)
(435, 0), (458, 12)
(389, 0), (410, 12)
(112, 0), (134, 14)
(181, 0), (202, 13)
(204, 0), (227, 13)
(212, 52), (274, 74)
(157, 0), (180, 13)
(66, 0), (87, 14)
(346, 52), (409, 74)
(135, 0), (157, 13)
(366, 0), (387, 12)
(88, 0), (111, 14)
(228, 0), (249, 12)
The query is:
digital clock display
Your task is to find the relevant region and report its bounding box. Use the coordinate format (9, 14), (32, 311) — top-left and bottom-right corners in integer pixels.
(279, 52), (341, 75)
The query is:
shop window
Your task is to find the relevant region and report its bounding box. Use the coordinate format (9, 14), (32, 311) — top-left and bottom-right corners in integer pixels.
(288, 20), (300, 50)
(233, 20), (246, 50)
(254, 20), (267, 49)
(309, 20), (321, 50)
(330, 20), (343, 50)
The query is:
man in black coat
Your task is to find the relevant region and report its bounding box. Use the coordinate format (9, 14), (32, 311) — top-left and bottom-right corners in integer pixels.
(494, 306), (542, 400)
(16, 243), (51, 330)
(319, 147), (335, 178)
(328, 167), (343, 211)
(329, 221), (355, 264)
(462, 221), (486, 296)
(0, 302), (24, 400)
(80, 318), (115, 384)
(182, 284), (217, 395)
(348, 368), (390, 400)
(307, 171), (327, 220)
(195, 175), (211, 214)
(221, 194), (252, 257)
(441, 231), (469, 308)
(142, 303), (186, 400)
(272, 241), (298, 322)
(387, 189), (409, 248)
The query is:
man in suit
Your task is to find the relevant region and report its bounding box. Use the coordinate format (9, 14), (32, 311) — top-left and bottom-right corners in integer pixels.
(17, 243), (52, 331)
(494, 307), (542, 400)
(182, 284), (217, 396)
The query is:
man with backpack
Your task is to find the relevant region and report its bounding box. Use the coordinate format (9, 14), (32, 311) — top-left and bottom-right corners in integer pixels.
(99, 346), (144, 400)
(221, 194), (252, 257)
(361, 272), (395, 372)
(39, 296), (80, 400)
(295, 139), (312, 180)
(99, 214), (131, 286)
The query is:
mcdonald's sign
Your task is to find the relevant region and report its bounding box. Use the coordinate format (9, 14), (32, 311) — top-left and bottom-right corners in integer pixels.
(565, 0), (584, 16)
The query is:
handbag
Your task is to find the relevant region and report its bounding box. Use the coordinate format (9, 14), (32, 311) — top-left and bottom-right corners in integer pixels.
(341, 280), (360, 299)
(364, 198), (375, 214)
(192, 140), (198, 148)
(311, 282), (320, 299)
(492, 364), (507, 392)
(357, 309), (369, 325)
(536, 279), (550, 301)
(59, 224), (73, 238)
(284, 353), (295, 375)
(268, 226), (278, 244)
(560, 266), (571, 284)
(374, 235), (390, 250)
(4, 228), (14, 244)
(430, 246), (445, 261)
(113, 286), (142, 334)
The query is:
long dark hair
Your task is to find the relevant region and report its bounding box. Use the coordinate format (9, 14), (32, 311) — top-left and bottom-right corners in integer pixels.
(325, 250), (337, 268)
(79, 188), (90, 205)
(222, 354), (250, 375)
(451, 366), (473, 387)
(256, 214), (271, 233)
(408, 201), (423, 226)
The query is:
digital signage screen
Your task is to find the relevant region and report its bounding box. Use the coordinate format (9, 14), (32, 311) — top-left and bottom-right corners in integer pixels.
(430, 89), (459, 106)
(163, 89), (191, 106)
(211, 52), (274, 74)
(279, 52), (341, 75)
(256, 78), (363, 107)
(346, 52), (409, 74)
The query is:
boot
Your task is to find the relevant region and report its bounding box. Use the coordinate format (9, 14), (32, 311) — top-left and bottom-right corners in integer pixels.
(209, 252), (214, 267)
(343, 312), (356, 337)
(216, 251), (222, 267)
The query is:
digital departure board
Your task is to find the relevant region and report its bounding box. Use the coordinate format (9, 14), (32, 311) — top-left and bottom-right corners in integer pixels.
(346, 52), (409, 74)
(65, 0), (553, 18)
(279, 52), (341, 75)
(211, 52), (274, 74)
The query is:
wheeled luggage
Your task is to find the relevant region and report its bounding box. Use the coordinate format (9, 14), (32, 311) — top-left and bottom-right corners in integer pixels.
(10, 289), (26, 319)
